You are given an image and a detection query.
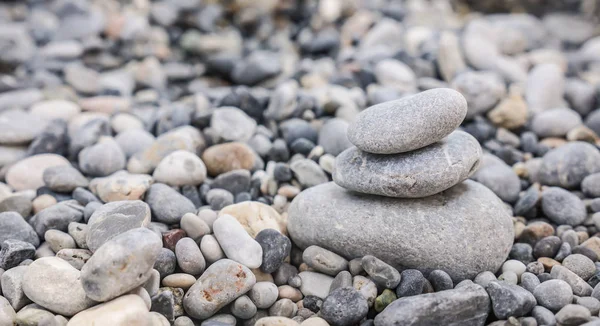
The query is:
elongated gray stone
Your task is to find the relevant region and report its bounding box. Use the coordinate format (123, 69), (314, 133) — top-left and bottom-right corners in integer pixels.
(213, 215), (263, 269)
(288, 180), (513, 281)
(374, 283), (490, 326)
(347, 88), (467, 154)
(334, 131), (481, 198)
(81, 228), (162, 302)
(86, 200), (151, 252)
(183, 259), (256, 320)
(29, 200), (84, 237)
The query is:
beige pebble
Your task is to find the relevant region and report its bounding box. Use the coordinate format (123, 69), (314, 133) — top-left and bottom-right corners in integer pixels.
(255, 316), (300, 326)
(162, 273), (196, 290)
(32, 194), (57, 214)
(300, 317), (330, 326)
(278, 285), (303, 302)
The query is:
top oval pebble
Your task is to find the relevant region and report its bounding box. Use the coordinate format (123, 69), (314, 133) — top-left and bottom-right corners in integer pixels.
(347, 88), (468, 154)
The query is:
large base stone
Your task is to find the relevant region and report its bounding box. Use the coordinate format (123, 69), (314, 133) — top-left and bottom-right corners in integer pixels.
(288, 180), (513, 281)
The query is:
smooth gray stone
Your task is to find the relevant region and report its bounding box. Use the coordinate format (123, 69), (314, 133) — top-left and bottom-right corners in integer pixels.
(0, 212), (39, 247)
(29, 200), (84, 237)
(22, 257), (95, 316)
(555, 304), (592, 326)
(81, 228), (162, 302)
(145, 183), (196, 224)
(531, 108), (582, 138)
(539, 142), (600, 189)
(361, 255), (401, 289)
(288, 180), (513, 282)
(0, 296), (15, 326)
(551, 265), (593, 297)
(347, 88), (467, 154)
(334, 130), (481, 198)
(374, 283), (490, 326)
(86, 200), (151, 252)
(486, 281), (536, 319)
(78, 137), (126, 177)
(321, 287), (369, 326)
(541, 187), (586, 226)
(298, 272), (334, 299)
(471, 153), (521, 203)
(302, 246), (348, 276)
(183, 259), (256, 320)
(248, 282), (278, 309)
(318, 118), (353, 156)
(42, 165), (89, 193)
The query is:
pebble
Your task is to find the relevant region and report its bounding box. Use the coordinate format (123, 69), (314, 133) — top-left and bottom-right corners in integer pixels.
(218, 201), (286, 237)
(353, 275), (378, 307)
(201, 142), (255, 176)
(551, 265), (593, 297)
(115, 129), (155, 158)
(6, 154), (70, 191)
(1, 265), (30, 310)
(180, 213), (211, 242)
(175, 238), (206, 275)
(22, 257), (95, 316)
(42, 165), (89, 193)
(555, 304), (591, 325)
(86, 200), (151, 252)
(211, 169), (251, 195)
(361, 255), (401, 289)
(396, 269), (425, 298)
(256, 228), (292, 274)
(200, 235), (225, 264)
(538, 142), (600, 189)
(335, 131), (482, 198)
(44, 229), (75, 252)
(0, 111), (48, 146)
(541, 187), (587, 226)
(0, 211), (39, 247)
(374, 283), (490, 325)
(526, 63), (565, 114)
(78, 137), (126, 177)
(317, 119), (352, 156)
(290, 159), (328, 188)
(574, 296), (600, 315)
(321, 287), (368, 326)
(347, 88), (466, 154)
(56, 248), (92, 270)
(183, 259), (256, 320)
(0, 296), (15, 326)
(288, 181), (513, 281)
(531, 108), (583, 138)
(471, 153), (521, 203)
(249, 282), (279, 309)
(427, 270), (454, 292)
(88, 171), (153, 202)
(452, 71), (506, 119)
(532, 305), (557, 326)
(563, 254), (596, 281)
(534, 236), (562, 258)
(211, 107), (257, 142)
(502, 260), (527, 280)
(298, 272), (334, 299)
(81, 228), (162, 301)
(302, 246), (348, 276)
(67, 295), (150, 326)
(521, 272), (540, 293)
(145, 183), (196, 224)
(213, 215), (263, 269)
(29, 200), (84, 236)
(153, 150), (207, 186)
(486, 281), (536, 319)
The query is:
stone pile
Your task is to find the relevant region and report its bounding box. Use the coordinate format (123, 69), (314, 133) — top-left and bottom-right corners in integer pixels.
(288, 88), (515, 281)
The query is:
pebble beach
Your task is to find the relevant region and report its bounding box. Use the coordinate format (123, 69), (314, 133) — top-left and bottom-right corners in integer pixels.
(0, 0), (599, 325)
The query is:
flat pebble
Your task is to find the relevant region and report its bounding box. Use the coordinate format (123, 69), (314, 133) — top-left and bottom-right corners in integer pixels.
(347, 88), (467, 154)
(256, 228), (291, 273)
(153, 150), (207, 186)
(541, 187), (586, 226)
(145, 183), (196, 224)
(175, 238), (206, 275)
(321, 287), (368, 326)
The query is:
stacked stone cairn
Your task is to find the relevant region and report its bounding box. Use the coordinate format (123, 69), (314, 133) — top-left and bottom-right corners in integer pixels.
(288, 88), (515, 284)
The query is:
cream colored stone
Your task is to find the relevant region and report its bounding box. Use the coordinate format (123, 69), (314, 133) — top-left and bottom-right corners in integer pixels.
(67, 295), (151, 326)
(6, 154), (70, 191)
(30, 100), (81, 121)
(218, 201), (287, 237)
(32, 194), (58, 214)
(89, 170), (153, 202)
(300, 317), (330, 326)
(255, 317), (300, 326)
